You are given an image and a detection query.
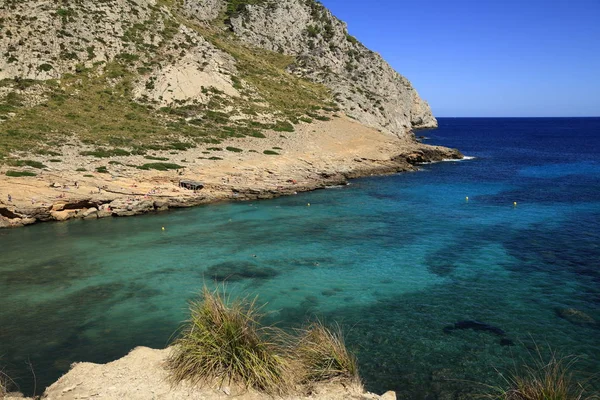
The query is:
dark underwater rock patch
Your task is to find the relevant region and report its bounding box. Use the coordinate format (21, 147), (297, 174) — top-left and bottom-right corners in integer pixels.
(205, 261), (279, 282)
(555, 307), (597, 327)
(428, 262), (457, 277)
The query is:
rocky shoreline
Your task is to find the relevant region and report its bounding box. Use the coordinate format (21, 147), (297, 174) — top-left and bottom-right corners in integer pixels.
(3, 347), (398, 400)
(0, 118), (462, 229)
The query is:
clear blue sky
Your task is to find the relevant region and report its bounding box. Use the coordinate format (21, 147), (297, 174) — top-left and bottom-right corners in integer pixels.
(320, 0), (600, 117)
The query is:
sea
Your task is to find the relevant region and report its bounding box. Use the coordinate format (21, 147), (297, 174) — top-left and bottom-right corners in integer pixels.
(1, 117), (599, 398)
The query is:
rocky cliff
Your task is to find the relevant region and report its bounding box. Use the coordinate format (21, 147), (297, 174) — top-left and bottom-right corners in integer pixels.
(0, 0), (436, 149)
(0, 0), (458, 229)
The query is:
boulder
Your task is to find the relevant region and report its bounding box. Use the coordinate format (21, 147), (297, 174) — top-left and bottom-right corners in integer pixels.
(83, 207), (99, 220)
(51, 209), (78, 222)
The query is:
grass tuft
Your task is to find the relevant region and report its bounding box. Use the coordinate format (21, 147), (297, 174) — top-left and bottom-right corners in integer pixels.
(293, 320), (360, 385)
(167, 287), (292, 394)
(486, 345), (599, 400)
(0, 366), (13, 398)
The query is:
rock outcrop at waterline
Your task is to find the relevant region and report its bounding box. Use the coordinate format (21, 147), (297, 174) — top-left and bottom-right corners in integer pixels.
(3, 347), (398, 400)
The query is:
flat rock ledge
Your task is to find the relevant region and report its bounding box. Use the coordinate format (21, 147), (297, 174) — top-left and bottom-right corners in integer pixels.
(0, 144), (462, 229)
(5, 347), (397, 400)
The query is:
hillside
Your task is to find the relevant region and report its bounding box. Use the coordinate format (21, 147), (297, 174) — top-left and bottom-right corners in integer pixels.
(0, 0), (460, 227)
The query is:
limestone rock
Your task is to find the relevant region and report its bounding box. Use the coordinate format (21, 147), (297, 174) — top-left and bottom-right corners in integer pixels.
(228, 0), (437, 135)
(380, 391), (397, 400)
(82, 207), (99, 220)
(51, 210), (78, 222)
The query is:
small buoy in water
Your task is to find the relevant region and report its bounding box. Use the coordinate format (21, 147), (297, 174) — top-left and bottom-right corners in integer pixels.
(307, 203), (311, 207)
(513, 202), (517, 207)
(162, 227), (165, 231)
(466, 196), (469, 202)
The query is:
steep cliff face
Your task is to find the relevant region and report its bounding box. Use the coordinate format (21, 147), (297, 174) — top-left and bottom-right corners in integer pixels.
(224, 0), (438, 133)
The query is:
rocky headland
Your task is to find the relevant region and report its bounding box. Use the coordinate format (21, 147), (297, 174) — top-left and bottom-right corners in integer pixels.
(0, 0), (461, 228)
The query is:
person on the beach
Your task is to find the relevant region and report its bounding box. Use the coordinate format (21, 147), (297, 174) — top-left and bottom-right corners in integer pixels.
(7, 194), (12, 202)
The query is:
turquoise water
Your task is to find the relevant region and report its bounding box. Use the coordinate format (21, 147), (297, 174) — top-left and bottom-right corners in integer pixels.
(1, 118), (599, 398)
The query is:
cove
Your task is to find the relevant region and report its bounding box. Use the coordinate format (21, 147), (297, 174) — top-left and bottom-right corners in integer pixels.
(1, 118), (599, 398)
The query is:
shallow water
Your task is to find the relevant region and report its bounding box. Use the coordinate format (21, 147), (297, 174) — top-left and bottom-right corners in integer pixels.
(1, 118), (599, 398)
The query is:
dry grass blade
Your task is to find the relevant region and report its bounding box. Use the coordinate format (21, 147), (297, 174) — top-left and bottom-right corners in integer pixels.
(487, 344), (599, 400)
(294, 320), (360, 385)
(1, 366), (11, 398)
(167, 286), (292, 394)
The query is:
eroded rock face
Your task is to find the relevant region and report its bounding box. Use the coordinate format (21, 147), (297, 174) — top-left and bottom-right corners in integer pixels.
(181, 0), (225, 22)
(227, 0), (437, 135)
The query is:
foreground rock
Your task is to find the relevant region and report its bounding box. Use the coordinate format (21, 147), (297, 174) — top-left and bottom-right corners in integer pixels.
(38, 347), (395, 400)
(0, 117), (462, 229)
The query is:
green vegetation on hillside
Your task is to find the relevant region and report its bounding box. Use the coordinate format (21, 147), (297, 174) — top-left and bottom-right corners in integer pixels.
(0, 0), (335, 163)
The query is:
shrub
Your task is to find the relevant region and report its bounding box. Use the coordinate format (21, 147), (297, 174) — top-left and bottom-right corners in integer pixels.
(487, 346), (599, 400)
(37, 63), (54, 72)
(167, 287), (291, 394)
(12, 159), (46, 169)
(6, 170), (36, 177)
(294, 321), (360, 385)
(226, 146), (243, 153)
(137, 163), (183, 171)
(144, 155), (169, 161)
(263, 150), (279, 155)
(76, 168), (87, 172)
(272, 121), (295, 132)
(80, 148), (131, 158)
(95, 166), (109, 173)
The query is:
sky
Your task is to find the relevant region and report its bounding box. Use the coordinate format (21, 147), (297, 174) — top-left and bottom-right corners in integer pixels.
(319, 0), (600, 117)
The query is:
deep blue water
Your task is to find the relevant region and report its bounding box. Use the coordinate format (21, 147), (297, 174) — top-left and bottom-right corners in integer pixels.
(1, 117), (599, 398)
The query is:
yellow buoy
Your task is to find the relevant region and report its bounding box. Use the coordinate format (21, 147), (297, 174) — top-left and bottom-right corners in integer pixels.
(162, 227), (165, 231)
(466, 196), (469, 202)
(307, 203), (311, 207)
(513, 202), (517, 207)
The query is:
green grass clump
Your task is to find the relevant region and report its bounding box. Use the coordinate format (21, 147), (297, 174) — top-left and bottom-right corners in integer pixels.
(272, 121), (295, 132)
(95, 166), (109, 173)
(137, 162), (183, 171)
(294, 321), (360, 385)
(487, 346), (599, 400)
(226, 146), (243, 153)
(6, 170), (37, 177)
(76, 168), (87, 172)
(80, 148), (131, 158)
(263, 150), (279, 155)
(168, 287), (291, 394)
(10, 159), (47, 169)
